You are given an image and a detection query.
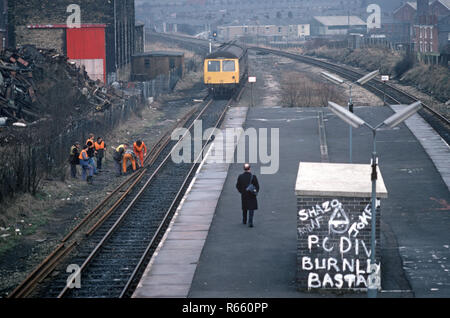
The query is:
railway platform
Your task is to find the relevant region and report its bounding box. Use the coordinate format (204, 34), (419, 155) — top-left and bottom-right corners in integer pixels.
(134, 103), (450, 298)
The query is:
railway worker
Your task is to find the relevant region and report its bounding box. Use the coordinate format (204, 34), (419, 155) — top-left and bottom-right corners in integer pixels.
(86, 140), (98, 175)
(86, 133), (95, 156)
(116, 143), (128, 153)
(86, 133), (98, 174)
(122, 149), (137, 174)
(113, 145), (126, 177)
(69, 142), (81, 179)
(235, 163), (260, 228)
(94, 137), (106, 171)
(133, 140), (147, 168)
(79, 145), (94, 184)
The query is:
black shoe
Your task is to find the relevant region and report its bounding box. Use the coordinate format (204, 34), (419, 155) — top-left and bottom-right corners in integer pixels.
(249, 224), (253, 228)
(243, 220), (247, 224)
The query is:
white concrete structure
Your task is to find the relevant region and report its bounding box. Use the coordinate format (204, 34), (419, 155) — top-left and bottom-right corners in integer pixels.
(295, 162), (388, 198)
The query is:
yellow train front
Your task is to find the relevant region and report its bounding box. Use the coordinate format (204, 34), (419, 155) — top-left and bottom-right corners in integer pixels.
(204, 42), (248, 98)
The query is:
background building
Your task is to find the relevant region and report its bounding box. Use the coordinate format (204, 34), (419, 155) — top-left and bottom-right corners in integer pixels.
(218, 23), (310, 42)
(0, 0), (7, 51)
(135, 22), (145, 54)
(310, 16), (367, 36)
(412, 0), (448, 55)
(393, 2), (418, 22)
(131, 51), (184, 82)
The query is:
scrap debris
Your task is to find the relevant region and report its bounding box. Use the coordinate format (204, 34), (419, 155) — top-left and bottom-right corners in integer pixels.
(0, 45), (125, 126)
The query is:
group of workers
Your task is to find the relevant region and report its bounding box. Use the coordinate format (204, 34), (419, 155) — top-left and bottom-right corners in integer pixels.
(113, 140), (147, 177)
(69, 133), (148, 184)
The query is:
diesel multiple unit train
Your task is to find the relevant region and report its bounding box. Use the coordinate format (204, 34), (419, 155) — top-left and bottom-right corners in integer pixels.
(203, 42), (248, 98)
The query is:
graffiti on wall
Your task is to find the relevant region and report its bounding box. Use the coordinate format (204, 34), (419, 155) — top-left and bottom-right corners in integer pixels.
(298, 199), (380, 290)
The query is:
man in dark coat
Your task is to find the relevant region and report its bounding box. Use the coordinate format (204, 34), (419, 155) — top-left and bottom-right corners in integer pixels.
(236, 163), (260, 227)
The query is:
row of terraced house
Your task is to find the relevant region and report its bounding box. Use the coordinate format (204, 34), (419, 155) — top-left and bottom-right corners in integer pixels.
(370, 0), (450, 62)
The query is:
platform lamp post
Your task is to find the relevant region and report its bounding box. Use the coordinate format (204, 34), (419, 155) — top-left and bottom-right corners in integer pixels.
(321, 70), (379, 163)
(327, 100), (422, 298)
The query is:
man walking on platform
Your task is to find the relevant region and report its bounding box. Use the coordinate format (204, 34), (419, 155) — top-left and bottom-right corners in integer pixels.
(236, 163), (260, 227)
(133, 140), (147, 168)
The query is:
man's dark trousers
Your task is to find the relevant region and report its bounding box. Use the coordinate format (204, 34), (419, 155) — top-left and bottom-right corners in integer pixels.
(242, 209), (254, 226)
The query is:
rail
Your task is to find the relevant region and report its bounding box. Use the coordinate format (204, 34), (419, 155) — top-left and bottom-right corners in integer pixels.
(7, 103), (201, 298)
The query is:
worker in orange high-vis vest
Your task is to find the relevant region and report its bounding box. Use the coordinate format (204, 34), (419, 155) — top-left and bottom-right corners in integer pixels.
(94, 137), (106, 170)
(133, 140), (147, 167)
(79, 145), (94, 184)
(123, 149), (137, 174)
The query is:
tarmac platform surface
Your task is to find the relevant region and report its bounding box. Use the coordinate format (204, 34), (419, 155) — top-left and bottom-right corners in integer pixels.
(136, 105), (450, 298)
(189, 106), (450, 298)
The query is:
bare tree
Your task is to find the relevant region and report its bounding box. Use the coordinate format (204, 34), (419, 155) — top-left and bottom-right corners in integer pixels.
(281, 72), (345, 107)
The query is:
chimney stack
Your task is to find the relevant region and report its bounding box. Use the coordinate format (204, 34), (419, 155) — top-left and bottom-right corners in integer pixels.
(416, 0), (429, 23)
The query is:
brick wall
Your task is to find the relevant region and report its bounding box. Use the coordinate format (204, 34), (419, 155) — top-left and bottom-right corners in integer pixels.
(393, 4), (416, 23)
(430, 1), (450, 17)
(15, 27), (65, 52)
(296, 196), (381, 292)
(414, 24), (440, 53)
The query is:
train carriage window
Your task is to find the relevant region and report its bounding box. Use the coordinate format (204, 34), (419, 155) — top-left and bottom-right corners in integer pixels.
(208, 60), (220, 72)
(223, 60), (235, 72)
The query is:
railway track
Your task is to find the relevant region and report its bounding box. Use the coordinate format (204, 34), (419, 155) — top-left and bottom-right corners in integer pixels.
(7, 106), (199, 299)
(251, 47), (450, 144)
(151, 33), (449, 144)
(7, 96), (237, 298)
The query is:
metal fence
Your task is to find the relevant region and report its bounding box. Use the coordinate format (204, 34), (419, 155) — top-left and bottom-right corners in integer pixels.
(133, 60), (199, 100)
(0, 56), (201, 203)
(0, 94), (143, 203)
(136, 70), (181, 100)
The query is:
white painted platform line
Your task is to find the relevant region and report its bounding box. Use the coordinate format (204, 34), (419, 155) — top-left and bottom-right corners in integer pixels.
(390, 105), (450, 192)
(132, 106), (249, 298)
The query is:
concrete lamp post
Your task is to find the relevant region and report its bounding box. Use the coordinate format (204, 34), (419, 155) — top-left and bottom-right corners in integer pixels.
(321, 70), (380, 163)
(327, 100), (422, 298)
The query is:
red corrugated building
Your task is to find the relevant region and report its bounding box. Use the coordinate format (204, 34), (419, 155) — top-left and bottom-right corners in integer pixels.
(66, 26), (106, 83)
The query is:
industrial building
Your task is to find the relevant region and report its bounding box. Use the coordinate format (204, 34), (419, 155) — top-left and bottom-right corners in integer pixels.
(131, 51), (184, 82)
(218, 23), (310, 42)
(6, 0), (137, 83)
(0, 0), (7, 51)
(310, 16), (367, 36)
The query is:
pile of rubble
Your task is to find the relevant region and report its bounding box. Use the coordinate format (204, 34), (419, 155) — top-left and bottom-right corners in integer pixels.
(0, 45), (124, 127)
